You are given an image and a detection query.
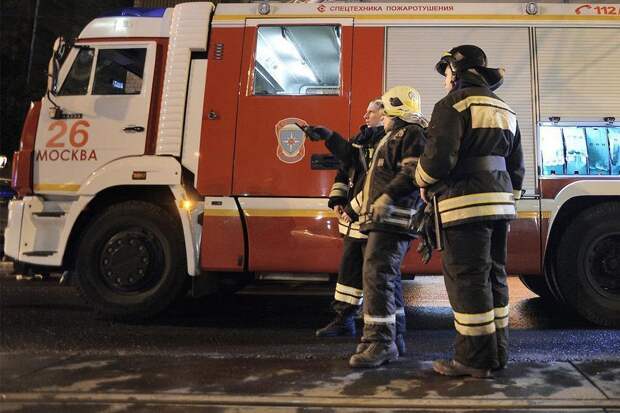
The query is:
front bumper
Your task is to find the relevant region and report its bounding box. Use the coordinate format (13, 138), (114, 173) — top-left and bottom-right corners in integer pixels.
(4, 198), (25, 260)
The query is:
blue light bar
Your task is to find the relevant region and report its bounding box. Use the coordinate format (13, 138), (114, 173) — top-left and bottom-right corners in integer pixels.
(99, 8), (167, 18)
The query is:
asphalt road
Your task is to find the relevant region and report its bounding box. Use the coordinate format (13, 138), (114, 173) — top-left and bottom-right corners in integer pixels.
(1, 272), (620, 412)
(1, 273), (617, 361)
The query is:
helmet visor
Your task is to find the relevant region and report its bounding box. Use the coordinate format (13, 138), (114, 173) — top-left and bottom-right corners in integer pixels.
(435, 53), (453, 76)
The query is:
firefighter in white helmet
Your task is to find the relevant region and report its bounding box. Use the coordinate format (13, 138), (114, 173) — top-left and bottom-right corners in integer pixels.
(347, 85), (427, 368)
(414, 45), (525, 378)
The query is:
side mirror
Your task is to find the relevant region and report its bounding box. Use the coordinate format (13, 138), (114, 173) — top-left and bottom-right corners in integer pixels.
(47, 36), (68, 95)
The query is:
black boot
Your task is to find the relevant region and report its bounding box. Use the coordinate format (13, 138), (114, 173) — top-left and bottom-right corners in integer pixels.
(356, 335), (406, 357)
(432, 359), (492, 378)
(349, 341), (398, 368)
(316, 314), (356, 337)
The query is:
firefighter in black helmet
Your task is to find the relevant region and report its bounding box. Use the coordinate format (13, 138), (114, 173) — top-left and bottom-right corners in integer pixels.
(414, 45), (525, 378)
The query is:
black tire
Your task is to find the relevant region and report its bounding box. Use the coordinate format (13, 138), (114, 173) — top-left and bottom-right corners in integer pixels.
(74, 201), (187, 320)
(518, 274), (555, 300)
(555, 202), (620, 327)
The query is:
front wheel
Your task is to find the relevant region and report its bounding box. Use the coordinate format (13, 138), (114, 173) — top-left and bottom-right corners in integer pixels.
(74, 201), (187, 320)
(555, 202), (620, 327)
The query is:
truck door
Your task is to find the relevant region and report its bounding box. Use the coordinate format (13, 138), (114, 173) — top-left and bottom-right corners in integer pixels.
(234, 19), (353, 197)
(34, 42), (156, 193)
(232, 19), (353, 272)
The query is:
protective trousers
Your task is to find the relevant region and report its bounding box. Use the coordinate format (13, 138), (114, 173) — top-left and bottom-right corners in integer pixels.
(362, 231), (410, 343)
(333, 237), (365, 317)
(441, 220), (509, 370)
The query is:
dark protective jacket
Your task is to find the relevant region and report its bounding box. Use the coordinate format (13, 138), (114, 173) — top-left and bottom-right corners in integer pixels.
(414, 72), (525, 228)
(355, 117), (427, 237)
(325, 125), (385, 238)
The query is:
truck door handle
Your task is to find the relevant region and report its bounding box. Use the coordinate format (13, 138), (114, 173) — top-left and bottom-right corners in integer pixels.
(311, 154), (340, 170)
(123, 126), (145, 133)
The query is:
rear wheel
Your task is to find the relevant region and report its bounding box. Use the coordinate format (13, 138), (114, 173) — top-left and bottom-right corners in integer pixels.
(555, 202), (620, 327)
(518, 275), (555, 300)
(75, 201), (187, 320)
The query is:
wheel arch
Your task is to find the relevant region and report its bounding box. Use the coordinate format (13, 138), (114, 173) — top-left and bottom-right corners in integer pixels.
(63, 185), (185, 272)
(544, 194), (620, 303)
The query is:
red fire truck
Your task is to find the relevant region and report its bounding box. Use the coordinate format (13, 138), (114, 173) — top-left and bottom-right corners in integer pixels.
(5, 2), (620, 325)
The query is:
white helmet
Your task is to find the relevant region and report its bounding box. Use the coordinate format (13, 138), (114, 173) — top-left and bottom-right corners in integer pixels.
(382, 86), (422, 123)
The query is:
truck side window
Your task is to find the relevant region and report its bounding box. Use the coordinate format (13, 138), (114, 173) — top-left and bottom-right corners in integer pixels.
(563, 127), (588, 175)
(92, 48), (146, 95)
(540, 126), (619, 176)
(609, 128), (620, 175)
(585, 128), (610, 175)
(253, 25), (341, 96)
(540, 126), (566, 175)
(58, 48), (94, 96)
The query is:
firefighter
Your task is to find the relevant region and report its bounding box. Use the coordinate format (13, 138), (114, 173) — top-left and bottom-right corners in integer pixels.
(347, 86), (428, 368)
(302, 96), (414, 357)
(413, 45), (525, 378)
(306, 99), (386, 338)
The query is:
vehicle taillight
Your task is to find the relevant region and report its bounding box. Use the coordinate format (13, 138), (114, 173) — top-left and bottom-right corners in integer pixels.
(11, 101), (41, 198)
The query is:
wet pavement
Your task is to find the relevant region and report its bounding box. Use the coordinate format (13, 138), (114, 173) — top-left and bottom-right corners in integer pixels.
(1, 269), (619, 412)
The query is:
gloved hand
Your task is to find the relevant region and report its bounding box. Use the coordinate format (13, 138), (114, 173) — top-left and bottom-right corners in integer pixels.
(328, 196), (347, 210)
(343, 204), (359, 223)
(371, 193), (393, 222)
(301, 125), (333, 141)
(416, 237), (433, 264)
(334, 205), (352, 223)
(412, 204), (437, 264)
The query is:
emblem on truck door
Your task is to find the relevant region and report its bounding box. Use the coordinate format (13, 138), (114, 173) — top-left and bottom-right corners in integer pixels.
(275, 118), (307, 164)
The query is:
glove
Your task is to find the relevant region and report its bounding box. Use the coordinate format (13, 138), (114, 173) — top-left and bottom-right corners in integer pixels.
(328, 196), (347, 209)
(343, 204), (359, 223)
(416, 239), (433, 264)
(371, 193), (393, 222)
(412, 204), (437, 264)
(302, 125), (333, 142)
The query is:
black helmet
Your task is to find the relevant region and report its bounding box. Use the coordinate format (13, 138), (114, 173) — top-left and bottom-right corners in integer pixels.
(435, 45), (487, 75)
(435, 45), (504, 91)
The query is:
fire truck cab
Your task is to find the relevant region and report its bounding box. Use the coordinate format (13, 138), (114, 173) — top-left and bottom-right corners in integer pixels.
(5, 2), (620, 325)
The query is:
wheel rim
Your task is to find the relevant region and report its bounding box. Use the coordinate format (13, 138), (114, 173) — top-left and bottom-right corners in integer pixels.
(99, 228), (165, 294)
(584, 232), (620, 299)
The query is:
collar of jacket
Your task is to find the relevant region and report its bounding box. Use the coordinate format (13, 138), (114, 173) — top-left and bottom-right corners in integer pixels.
(453, 68), (504, 91)
(353, 125), (384, 146)
(452, 71), (490, 91)
(390, 116), (428, 131)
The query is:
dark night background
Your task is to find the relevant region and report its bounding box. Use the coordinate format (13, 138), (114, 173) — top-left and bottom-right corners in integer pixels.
(0, 0), (138, 171)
